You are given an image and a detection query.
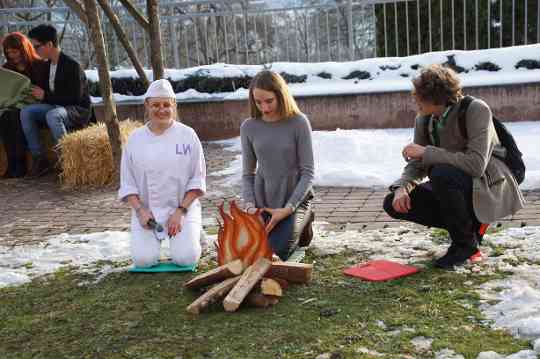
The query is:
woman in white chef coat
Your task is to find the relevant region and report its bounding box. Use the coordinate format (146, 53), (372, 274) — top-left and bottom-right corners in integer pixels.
(118, 79), (206, 268)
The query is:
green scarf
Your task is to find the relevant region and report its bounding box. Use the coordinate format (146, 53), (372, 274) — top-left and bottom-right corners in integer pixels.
(430, 105), (453, 147)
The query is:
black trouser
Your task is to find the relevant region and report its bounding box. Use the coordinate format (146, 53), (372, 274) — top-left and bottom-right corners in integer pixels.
(0, 109), (27, 177)
(383, 164), (480, 249)
(263, 194), (314, 261)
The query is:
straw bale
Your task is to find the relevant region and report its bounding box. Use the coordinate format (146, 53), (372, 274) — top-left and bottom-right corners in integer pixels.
(58, 120), (141, 188)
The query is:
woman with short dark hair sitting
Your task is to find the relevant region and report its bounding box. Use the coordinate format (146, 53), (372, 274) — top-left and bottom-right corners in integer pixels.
(383, 64), (524, 269)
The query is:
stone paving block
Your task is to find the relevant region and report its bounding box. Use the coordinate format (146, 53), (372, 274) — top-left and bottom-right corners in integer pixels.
(341, 200), (368, 206)
(1, 142), (540, 246)
(330, 208), (363, 213)
(313, 204), (340, 209)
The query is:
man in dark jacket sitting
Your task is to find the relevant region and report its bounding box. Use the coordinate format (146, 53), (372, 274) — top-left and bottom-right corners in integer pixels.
(21, 24), (91, 178)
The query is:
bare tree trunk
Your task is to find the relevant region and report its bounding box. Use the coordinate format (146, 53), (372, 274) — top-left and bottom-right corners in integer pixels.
(83, 0), (122, 179)
(96, 0), (149, 88)
(118, 0), (150, 32)
(58, 11), (71, 45)
(62, 0), (88, 24)
(147, 0), (164, 80)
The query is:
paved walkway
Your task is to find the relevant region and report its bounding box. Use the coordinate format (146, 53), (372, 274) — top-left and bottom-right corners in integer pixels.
(1, 142), (539, 246)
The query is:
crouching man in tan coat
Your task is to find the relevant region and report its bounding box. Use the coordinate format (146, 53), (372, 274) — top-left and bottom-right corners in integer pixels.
(383, 64), (525, 269)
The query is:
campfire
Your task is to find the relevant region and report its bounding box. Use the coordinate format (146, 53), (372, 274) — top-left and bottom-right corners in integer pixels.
(185, 201), (313, 314)
(216, 201), (273, 267)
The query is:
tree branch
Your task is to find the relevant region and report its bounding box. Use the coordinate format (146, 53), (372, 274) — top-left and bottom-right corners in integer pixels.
(117, 0), (150, 33)
(96, 0), (149, 88)
(62, 0), (88, 25)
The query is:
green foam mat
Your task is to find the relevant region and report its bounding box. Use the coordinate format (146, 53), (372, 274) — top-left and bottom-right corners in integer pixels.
(129, 261), (197, 273)
(287, 247), (306, 263)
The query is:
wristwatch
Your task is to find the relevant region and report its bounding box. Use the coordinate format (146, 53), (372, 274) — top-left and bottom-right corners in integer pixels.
(177, 205), (188, 215)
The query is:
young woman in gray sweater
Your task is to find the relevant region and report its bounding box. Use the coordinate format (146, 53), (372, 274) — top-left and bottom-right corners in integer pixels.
(241, 70), (315, 261)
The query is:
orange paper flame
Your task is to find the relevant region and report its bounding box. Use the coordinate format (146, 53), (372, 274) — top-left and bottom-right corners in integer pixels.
(216, 201), (273, 267)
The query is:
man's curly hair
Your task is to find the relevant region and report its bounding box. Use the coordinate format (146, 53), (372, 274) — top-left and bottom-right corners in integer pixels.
(412, 64), (463, 105)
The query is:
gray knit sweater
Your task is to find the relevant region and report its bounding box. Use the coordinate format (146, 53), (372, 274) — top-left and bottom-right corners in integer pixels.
(240, 113), (315, 210)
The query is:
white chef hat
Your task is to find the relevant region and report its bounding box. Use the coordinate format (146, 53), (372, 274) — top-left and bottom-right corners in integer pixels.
(144, 79), (176, 100)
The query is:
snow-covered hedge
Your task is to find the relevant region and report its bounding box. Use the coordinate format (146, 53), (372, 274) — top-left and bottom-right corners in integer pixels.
(85, 44), (540, 101)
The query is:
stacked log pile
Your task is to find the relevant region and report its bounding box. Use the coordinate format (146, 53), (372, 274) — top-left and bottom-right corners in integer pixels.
(185, 258), (313, 314)
(184, 201), (313, 314)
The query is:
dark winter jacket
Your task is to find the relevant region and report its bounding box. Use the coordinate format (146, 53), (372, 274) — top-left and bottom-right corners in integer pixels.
(42, 52), (91, 129)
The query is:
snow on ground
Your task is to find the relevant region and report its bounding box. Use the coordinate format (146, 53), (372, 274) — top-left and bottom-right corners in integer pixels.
(87, 44), (540, 103)
(310, 223), (540, 358)
(211, 121), (540, 190)
(1, 222), (540, 357)
(0, 231), (131, 288)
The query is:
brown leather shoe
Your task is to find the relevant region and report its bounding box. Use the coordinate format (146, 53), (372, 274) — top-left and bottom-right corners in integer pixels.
(27, 155), (51, 178)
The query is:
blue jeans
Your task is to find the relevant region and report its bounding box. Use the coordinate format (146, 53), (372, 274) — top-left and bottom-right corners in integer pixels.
(263, 195), (313, 260)
(20, 104), (73, 156)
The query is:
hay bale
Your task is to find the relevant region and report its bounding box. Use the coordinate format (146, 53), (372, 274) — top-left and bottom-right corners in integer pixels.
(58, 120), (141, 188)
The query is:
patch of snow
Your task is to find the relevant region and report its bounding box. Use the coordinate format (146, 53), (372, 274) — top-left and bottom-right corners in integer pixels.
(411, 336), (433, 352)
(211, 122), (540, 190)
(435, 349), (465, 359)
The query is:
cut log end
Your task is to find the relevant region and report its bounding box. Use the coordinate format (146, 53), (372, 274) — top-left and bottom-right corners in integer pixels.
(266, 262), (313, 284)
(184, 259), (244, 289)
(260, 278), (283, 297)
(246, 292), (280, 308)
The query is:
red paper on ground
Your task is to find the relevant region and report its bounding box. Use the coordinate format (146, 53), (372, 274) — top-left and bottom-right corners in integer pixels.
(343, 260), (419, 282)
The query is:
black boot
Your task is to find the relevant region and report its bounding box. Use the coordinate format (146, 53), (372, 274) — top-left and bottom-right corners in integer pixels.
(433, 242), (457, 268)
(298, 211), (315, 247)
(28, 155), (51, 178)
(1, 108), (27, 178)
(430, 175), (479, 270)
(2, 154), (15, 178)
(434, 238), (478, 269)
(11, 158), (27, 178)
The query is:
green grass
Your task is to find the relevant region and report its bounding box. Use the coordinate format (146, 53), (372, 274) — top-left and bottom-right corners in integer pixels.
(0, 252), (530, 359)
(429, 228), (450, 245)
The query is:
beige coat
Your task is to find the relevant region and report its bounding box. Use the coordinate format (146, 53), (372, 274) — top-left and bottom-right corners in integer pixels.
(392, 98), (525, 223)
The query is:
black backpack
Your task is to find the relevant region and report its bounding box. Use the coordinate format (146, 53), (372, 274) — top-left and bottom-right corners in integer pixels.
(456, 96), (525, 184)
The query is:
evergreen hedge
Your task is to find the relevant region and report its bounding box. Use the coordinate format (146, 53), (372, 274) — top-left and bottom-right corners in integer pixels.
(87, 58), (538, 97)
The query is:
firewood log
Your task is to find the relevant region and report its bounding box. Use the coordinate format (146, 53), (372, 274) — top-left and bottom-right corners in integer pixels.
(246, 291), (279, 308)
(223, 257), (272, 312)
(186, 276), (241, 315)
(260, 278), (283, 297)
(271, 277), (289, 290)
(266, 262), (313, 284)
(184, 259), (243, 289)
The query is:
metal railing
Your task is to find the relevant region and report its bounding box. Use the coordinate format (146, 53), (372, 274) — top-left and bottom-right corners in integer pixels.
(0, 0), (538, 70)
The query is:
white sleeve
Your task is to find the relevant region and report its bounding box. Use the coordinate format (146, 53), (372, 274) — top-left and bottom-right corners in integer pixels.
(118, 141), (139, 201)
(185, 131), (206, 194)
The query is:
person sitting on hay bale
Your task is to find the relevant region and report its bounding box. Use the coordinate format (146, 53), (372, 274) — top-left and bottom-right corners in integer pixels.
(21, 24), (92, 178)
(0, 32), (47, 178)
(118, 79), (206, 268)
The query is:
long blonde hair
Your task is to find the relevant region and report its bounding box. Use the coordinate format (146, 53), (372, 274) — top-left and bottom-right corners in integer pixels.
(248, 70), (301, 120)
